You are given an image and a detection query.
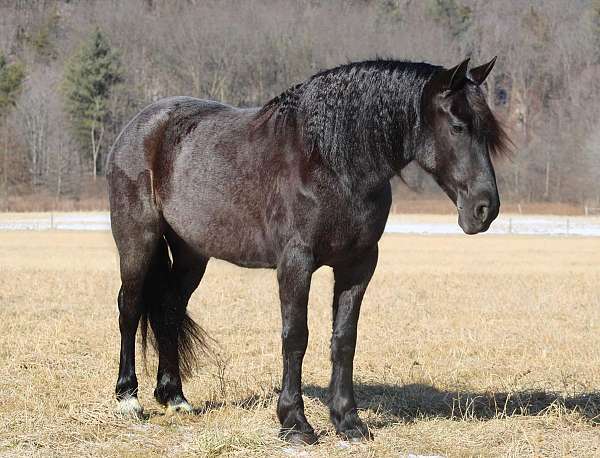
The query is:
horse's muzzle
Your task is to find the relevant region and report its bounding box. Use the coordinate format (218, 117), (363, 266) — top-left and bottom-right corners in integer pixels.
(457, 192), (499, 235)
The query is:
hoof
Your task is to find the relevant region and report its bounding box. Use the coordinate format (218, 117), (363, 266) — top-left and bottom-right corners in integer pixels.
(118, 397), (144, 418)
(165, 399), (194, 416)
(339, 422), (373, 441)
(340, 427), (373, 442)
(334, 413), (373, 441)
(280, 429), (319, 445)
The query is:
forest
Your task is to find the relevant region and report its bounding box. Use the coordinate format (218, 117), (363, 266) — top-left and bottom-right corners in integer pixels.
(0, 0), (599, 212)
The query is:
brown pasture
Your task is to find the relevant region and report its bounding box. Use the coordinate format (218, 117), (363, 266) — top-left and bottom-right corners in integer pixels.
(1, 230), (600, 456)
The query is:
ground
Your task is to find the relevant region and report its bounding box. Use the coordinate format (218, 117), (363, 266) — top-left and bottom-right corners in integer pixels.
(1, 230), (600, 457)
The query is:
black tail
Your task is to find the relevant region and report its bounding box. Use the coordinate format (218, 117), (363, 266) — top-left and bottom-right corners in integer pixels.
(138, 237), (211, 379)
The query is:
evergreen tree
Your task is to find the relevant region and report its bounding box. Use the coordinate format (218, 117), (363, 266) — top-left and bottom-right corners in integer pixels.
(0, 54), (25, 117)
(426, 0), (472, 39)
(0, 53), (25, 208)
(588, 0), (600, 62)
(376, 0), (404, 26)
(63, 30), (122, 178)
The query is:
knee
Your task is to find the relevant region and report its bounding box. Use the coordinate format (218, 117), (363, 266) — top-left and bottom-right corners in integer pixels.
(282, 325), (308, 351)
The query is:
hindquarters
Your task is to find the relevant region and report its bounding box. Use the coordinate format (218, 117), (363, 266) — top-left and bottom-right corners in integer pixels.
(106, 96), (229, 214)
(109, 166), (210, 415)
(107, 97), (217, 415)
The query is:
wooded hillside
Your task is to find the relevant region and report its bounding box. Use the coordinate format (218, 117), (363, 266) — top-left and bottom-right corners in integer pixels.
(1, 0), (599, 212)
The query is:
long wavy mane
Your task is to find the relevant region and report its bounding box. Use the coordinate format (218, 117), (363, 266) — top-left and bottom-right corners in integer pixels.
(256, 59), (510, 171)
(256, 60), (440, 173)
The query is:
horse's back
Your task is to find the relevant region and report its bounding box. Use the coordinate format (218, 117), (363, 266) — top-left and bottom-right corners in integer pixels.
(107, 96), (233, 180)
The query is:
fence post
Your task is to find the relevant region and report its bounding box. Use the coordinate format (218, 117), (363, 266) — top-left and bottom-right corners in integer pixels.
(566, 218), (570, 235)
(50, 212), (54, 230)
(508, 218), (512, 234)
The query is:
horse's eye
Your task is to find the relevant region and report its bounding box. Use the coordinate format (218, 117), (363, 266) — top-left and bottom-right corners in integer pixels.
(451, 124), (464, 134)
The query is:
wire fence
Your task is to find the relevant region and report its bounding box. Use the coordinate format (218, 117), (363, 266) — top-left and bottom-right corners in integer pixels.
(1, 212), (600, 236)
(0, 213), (111, 231)
(385, 216), (600, 236)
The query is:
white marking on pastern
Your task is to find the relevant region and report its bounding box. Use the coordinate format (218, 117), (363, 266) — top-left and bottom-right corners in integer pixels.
(117, 397), (144, 417)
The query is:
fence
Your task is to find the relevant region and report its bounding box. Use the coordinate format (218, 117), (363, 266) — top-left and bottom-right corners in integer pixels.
(584, 206), (600, 217)
(0, 213), (111, 231)
(385, 216), (600, 236)
(1, 212), (600, 236)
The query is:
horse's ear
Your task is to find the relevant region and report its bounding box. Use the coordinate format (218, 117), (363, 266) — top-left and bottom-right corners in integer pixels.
(468, 56), (497, 86)
(437, 59), (469, 91)
(441, 58), (470, 92)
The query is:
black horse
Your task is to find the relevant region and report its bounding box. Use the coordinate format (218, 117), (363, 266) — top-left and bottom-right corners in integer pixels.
(107, 57), (508, 443)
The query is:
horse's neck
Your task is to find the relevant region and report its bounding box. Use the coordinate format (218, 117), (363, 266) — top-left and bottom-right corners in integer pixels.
(340, 121), (419, 193)
(327, 146), (395, 198)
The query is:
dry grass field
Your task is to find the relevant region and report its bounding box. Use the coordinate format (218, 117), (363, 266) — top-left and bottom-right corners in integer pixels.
(1, 230), (600, 457)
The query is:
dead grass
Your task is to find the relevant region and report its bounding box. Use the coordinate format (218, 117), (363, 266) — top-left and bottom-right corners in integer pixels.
(1, 231), (600, 457)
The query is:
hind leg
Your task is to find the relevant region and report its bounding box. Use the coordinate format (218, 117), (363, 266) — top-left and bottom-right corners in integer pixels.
(114, 227), (161, 417)
(151, 235), (208, 414)
(110, 168), (163, 417)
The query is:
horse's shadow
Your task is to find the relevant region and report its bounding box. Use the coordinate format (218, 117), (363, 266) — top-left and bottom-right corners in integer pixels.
(303, 383), (600, 428)
(143, 383), (600, 427)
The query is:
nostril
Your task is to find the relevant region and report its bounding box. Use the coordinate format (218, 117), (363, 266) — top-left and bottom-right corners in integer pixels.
(474, 203), (489, 222)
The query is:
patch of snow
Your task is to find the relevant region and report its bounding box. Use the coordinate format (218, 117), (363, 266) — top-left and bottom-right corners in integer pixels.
(1, 212), (600, 236)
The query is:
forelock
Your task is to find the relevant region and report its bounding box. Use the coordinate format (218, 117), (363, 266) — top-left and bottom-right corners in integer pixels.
(464, 84), (511, 159)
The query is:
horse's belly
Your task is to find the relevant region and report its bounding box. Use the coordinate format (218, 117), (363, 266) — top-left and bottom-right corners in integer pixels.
(208, 231), (277, 269)
(165, 209), (277, 268)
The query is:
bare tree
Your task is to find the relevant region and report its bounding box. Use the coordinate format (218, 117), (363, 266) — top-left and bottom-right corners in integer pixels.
(0, 0), (599, 210)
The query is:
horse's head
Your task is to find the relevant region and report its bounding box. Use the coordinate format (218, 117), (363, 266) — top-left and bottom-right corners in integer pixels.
(419, 57), (508, 235)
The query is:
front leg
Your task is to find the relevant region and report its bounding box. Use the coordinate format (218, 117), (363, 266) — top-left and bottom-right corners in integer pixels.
(329, 245), (378, 440)
(276, 242), (318, 445)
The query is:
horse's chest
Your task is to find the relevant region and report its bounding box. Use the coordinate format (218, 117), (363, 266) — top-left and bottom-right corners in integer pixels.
(318, 200), (389, 263)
